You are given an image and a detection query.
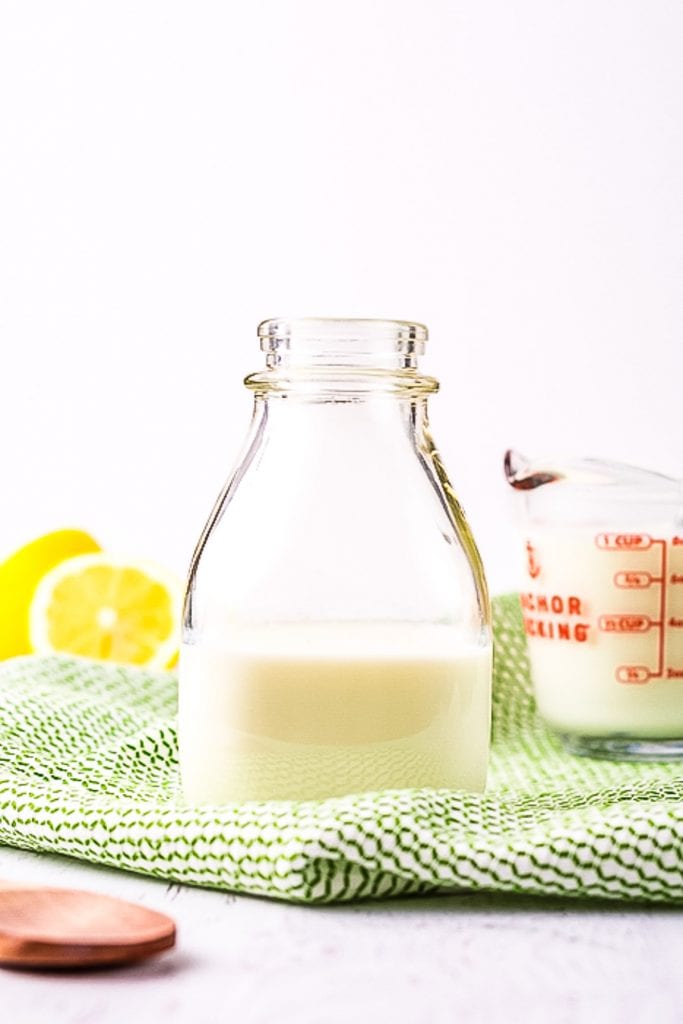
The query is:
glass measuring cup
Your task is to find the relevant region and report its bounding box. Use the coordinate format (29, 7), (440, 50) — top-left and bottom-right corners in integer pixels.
(179, 319), (492, 803)
(505, 450), (683, 760)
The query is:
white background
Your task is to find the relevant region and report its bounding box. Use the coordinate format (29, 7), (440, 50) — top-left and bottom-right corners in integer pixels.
(1, 0), (681, 592)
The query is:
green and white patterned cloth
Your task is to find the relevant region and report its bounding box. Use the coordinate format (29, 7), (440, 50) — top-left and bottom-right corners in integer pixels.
(0, 594), (682, 903)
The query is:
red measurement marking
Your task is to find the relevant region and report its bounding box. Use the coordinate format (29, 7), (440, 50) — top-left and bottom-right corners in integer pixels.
(655, 539), (667, 677)
(525, 540), (541, 579)
(596, 533), (652, 550)
(599, 614), (652, 633)
(597, 535), (668, 680)
(614, 571), (652, 589)
(616, 665), (651, 684)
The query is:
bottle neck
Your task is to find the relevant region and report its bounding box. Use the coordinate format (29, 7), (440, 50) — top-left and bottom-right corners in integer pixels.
(241, 390), (436, 499)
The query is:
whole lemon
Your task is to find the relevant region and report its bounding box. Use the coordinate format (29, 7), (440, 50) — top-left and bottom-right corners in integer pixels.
(0, 529), (100, 659)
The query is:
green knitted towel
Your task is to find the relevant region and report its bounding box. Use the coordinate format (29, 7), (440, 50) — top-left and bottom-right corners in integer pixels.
(0, 595), (681, 904)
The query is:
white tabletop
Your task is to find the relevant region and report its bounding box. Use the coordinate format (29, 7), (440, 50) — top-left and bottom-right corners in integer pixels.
(1, 845), (681, 1023)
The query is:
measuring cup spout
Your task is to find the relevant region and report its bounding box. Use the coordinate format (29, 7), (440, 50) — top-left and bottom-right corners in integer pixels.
(503, 450), (562, 491)
(505, 449), (680, 495)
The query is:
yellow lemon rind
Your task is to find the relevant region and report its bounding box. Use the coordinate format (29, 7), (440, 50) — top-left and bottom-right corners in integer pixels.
(0, 528), (100, 659)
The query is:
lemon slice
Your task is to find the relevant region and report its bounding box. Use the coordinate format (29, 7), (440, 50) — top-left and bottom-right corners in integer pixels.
(0, 529), (100, 659)
(29, 554), (183, 669)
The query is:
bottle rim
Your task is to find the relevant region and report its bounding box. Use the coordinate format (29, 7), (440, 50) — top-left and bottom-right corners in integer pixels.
(257, 317), (428, 348)
(249, 317), (438, 393)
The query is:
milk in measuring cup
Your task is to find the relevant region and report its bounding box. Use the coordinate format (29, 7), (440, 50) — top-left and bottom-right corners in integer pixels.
(520, 527), (683, 739)
(505, 451), (683, 759)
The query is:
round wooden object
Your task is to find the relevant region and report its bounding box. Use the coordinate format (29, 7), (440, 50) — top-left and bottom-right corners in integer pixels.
(0, 886), (176, 968)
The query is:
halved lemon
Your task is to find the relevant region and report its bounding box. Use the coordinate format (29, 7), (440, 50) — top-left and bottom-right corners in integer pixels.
(0, 529), (101, 659)
(29, 553), (183, 669)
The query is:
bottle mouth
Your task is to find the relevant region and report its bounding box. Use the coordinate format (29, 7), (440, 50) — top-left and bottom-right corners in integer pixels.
(257, 317), (428, 369)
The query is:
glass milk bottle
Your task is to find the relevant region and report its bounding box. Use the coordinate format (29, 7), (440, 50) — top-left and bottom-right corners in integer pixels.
(179, 318), (492, 802)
